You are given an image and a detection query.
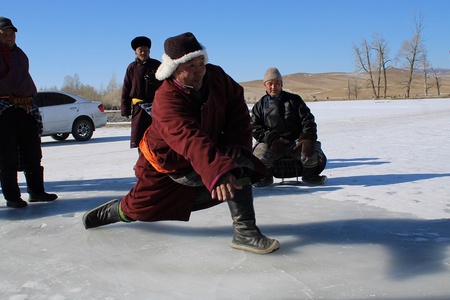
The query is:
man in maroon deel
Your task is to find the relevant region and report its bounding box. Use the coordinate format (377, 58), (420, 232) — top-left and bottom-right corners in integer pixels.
(121, 36), (162, 150)
(0, 17), (57, 208)
(83, 32), (279, 254)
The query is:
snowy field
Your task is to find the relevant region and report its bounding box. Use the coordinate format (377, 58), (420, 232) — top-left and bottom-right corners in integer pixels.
(1, 99), (450, 299)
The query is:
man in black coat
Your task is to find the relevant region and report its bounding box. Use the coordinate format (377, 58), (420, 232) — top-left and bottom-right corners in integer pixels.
(251, 67), (327, 187)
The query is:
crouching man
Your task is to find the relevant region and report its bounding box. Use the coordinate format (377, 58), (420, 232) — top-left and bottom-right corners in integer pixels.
(251, 67), (327, 187)
(82, 32), (279, 255)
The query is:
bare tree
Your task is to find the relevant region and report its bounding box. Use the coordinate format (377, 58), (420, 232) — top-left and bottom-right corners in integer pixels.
(372, 34), (390, 98)
(353, 34), (390, 99)
(101, 72), (122, 110)
(431, 67), (442, 96)
(397, 12), (426, 98)
(60, 73), (101, 101)
(420, 52), (432, 96)
(79, 84), (100, 101)
(61, 73), (82, 94)
(354, 39), (378, 98)
(347, 77), (361, 99)
(347, 78), (352, 99)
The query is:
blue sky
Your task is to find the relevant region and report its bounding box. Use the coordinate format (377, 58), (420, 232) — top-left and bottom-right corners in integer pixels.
(3, 0), (450, 90)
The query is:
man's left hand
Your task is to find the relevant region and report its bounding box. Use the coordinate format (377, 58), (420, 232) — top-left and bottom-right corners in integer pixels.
(211, 172), (242, 201)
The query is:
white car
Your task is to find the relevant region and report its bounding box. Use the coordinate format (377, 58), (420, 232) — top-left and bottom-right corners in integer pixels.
(34, 91), (108, 141)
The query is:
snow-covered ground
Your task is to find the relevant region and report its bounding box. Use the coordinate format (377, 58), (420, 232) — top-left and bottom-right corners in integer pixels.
(1, 99), (450, 299)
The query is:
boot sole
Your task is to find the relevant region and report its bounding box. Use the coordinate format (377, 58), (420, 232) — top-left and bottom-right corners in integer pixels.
(302, 175), (328, 185)
(6, 201), (28, 208)
(29, 196), (58, 202)
(230, 239), (280, 254)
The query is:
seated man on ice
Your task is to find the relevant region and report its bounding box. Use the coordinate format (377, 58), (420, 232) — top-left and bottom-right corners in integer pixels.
(251, 67), (327, 187)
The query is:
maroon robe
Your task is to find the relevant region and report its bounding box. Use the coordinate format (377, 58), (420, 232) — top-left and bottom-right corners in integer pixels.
(120, 64), (266, 222)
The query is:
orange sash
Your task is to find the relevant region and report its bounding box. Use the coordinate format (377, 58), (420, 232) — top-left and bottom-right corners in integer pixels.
(139, 130), (176, 174)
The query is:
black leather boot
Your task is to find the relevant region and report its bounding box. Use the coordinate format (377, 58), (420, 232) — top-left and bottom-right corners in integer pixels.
(227, 185), (280, 254)
(253, 167), (273, 187)
(83, 199), (124, 229)
(301, 143), (327, 185)
(0, 170), (28, 208)
(302, 166), (327, 185)
(24, 167), (58, 202)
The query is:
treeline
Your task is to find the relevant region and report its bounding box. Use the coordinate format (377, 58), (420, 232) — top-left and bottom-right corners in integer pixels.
(42, 12), (444, 105)
(40, 73), (122, 110)
(352, 12), (444, 99)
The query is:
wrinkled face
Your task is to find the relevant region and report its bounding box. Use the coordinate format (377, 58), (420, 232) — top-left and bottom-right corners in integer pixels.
(0, 28), (16, 49)
(135, 46), (150, 62)
(264, 79), (283, 97)
(173, 55), (206, 90)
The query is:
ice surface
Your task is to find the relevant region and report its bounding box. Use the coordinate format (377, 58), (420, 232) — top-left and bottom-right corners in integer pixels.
(1, 99), (450, 299)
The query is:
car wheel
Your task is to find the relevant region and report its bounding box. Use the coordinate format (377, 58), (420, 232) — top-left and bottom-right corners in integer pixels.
(72, 118), (94, 141)
(51, 133), (70, 141)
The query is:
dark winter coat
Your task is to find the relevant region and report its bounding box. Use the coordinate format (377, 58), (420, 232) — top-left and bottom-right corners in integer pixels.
(251, 90), (318, 146)
(121, 58), (162, 148)
(0, 45), (36, 97)
(120, 64), (266, 222)
(0, 44), (40, 131)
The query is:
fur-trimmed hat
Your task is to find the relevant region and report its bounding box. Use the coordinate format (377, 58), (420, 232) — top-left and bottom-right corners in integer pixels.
(0, 17), (18, 32)
(155, 32), (208, 81)
(131, 36), (151, 50)
(263, 67), (282, 83)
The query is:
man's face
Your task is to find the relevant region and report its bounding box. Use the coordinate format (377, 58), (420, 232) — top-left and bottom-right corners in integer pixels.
(135, 46), (150, 62)
(173, 56), (206, 90)
(0, 28), (16, 49)
(264, 80), (283, 97)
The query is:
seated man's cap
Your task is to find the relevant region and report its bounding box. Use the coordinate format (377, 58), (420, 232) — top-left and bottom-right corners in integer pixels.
(264, 67), (282, 83)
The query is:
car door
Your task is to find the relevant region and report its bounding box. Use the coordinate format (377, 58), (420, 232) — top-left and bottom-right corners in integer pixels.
(37, 92), (79, 135)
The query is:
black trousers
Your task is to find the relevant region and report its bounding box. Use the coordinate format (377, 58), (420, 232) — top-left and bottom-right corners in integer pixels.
(0, 106), (42, 172)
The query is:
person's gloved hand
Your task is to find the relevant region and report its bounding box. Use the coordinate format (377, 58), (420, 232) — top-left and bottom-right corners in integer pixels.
(293, 139), (315, 158)
(270, 137), (290, 153)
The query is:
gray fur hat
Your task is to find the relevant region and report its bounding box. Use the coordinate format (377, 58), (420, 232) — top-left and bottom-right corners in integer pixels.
(155, 32), (208, 81)
(263, 67), (282, 83)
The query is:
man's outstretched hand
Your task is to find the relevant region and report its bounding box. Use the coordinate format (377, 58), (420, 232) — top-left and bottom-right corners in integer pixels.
(211, 172), (242, 201)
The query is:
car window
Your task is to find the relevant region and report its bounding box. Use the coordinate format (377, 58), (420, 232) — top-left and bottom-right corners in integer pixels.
(35, 93), (76, 107)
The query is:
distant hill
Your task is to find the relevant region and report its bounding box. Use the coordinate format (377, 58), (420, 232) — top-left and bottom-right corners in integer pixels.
(240, 68), (450, 103)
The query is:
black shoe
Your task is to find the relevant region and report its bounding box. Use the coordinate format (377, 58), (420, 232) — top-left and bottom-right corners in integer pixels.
(29, 192), (58, 202)
(6, 198), (28, 208)
(302, 175), (327, 185)
(253, 175), (273, 187)
(83, 199), (121, 229)
(231, 234), (280, 254)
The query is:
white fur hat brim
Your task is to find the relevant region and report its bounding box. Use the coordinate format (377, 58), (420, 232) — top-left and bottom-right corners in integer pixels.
(155, 46), (208, 81)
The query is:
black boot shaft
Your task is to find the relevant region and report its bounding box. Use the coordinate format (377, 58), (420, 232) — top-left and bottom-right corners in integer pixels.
(24, 166), (45, 195)
(0, 170), (21, 200)
(24, 167), (58, 201)
(227, 185), (279, 254)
